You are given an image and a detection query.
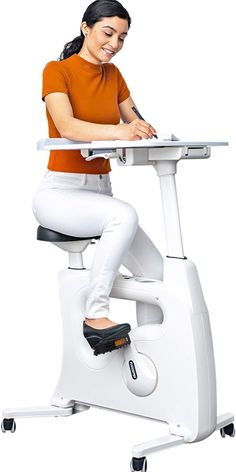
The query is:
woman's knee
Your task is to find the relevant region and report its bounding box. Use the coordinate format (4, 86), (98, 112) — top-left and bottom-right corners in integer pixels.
(105, 201), (139, 234)
(123, 204), (139, 230)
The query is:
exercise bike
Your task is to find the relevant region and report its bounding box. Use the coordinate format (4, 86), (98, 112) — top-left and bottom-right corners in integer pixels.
(2, 137), (235, 472)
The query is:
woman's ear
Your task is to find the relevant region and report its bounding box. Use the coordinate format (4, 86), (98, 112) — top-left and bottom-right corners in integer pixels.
(81, 21), (89, 36)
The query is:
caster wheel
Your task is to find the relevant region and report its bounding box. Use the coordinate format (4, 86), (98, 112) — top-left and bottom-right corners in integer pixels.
(130, 456), (147, 472)
(220, 428), (225, 438)
(220, 423), (235, 438)
(1, 418), (16, 433)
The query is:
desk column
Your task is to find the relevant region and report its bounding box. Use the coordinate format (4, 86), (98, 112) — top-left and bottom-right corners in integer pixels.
(155, 160), (185, 258)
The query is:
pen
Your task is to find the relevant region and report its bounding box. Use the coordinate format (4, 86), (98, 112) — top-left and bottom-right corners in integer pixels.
(131, 106), (158, 139)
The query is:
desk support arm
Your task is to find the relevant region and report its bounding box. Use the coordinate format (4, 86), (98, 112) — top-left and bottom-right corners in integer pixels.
(154, 161), (185, 258)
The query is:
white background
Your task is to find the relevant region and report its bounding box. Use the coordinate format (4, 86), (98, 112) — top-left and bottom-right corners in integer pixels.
(0, 0), (235, 470)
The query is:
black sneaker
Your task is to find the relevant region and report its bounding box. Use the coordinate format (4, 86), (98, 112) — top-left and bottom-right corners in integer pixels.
(83, 321), (131, 356)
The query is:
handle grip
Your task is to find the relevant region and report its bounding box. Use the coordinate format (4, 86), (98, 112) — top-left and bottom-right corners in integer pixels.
(81, 149), (120, 161)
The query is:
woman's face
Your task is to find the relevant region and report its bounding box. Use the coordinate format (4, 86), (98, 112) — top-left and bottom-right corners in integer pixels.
(80, 16), (129, 64)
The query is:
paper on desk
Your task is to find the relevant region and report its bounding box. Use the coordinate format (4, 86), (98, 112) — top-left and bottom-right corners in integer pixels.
(155, 133), (179, 141)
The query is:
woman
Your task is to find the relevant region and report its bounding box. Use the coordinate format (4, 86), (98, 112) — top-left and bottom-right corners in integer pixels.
(33, 0), (163, 356)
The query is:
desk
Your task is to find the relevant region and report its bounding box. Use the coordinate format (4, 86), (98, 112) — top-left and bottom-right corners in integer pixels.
(37, 138), (228, 258)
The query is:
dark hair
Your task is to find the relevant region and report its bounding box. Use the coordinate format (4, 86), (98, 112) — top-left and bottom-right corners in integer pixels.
(58, 0), (131, 61)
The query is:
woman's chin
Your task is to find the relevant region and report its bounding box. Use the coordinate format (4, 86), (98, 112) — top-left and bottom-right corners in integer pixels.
(100, 50), (114, 63)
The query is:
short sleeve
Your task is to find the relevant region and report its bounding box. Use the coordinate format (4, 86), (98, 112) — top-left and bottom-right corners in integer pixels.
(42, 61), (69, 101)
(116, 67), (130, 104)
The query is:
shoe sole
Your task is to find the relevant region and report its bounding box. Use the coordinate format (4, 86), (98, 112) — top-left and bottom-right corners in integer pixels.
(94, 333), (131, 356)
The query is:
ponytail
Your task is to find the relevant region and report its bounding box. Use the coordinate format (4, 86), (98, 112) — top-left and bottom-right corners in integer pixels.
(58, 33), (85, 61)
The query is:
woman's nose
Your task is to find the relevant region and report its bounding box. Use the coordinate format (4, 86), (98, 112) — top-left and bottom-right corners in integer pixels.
(108, 36), (119, 50)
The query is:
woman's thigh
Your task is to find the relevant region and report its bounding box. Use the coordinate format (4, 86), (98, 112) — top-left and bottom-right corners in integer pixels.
(33, 187), (138, 238)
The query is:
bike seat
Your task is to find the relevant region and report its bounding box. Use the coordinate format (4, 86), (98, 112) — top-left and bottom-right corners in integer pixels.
(37, 225), (100, 242)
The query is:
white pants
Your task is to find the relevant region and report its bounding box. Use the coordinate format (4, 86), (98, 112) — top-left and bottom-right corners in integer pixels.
(32, 171), (163, 319)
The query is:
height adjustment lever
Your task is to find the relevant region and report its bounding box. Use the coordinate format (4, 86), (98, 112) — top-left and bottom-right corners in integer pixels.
(81, 148), (120, 161)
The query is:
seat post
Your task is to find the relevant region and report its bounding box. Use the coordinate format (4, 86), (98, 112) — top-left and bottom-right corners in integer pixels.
(51, 240), (92, 269)
(68, 252), (84, 270)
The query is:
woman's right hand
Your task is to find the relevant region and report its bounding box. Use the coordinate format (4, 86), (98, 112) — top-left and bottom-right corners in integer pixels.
(115, 118), (157, 141)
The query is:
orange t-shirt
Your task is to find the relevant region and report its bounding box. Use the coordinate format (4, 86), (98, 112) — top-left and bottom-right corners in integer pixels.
(42, 54), (130, 173)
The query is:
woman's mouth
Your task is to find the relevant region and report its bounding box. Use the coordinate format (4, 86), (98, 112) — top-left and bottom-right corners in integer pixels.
(102, 48), (115, 57)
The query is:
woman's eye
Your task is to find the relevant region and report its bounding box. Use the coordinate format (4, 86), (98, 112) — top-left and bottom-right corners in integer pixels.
(104, 32), (125, 42)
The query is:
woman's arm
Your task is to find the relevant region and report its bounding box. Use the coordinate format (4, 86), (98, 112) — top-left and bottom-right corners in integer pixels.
(119, 96), (157, 134)
(45, 92), (118, 141)
(44, 92), (156, 141)
(118, 95), (140, 123)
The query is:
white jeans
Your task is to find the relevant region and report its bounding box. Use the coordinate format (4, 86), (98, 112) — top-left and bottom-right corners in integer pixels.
(32, 171), (163, 319)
